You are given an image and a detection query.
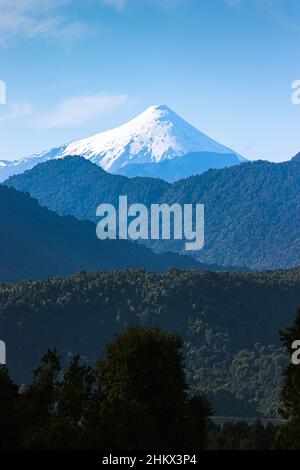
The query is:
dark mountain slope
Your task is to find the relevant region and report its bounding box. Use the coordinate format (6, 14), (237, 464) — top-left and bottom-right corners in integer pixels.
(158, 157), (300, 269)
(7, 155), (300, 270)
(6, 156), (170, 222)
(0, 185), (202, 282)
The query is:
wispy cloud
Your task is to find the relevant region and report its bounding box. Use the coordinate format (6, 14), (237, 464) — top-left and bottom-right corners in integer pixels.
(0, 0), (88, 45)
(0, 0), (188, 43)
(0, 102), (33, 123)
(100, 0), (186, 11)
(36, 93), (128, 128)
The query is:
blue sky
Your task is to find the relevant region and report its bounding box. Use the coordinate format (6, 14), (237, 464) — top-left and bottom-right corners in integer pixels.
(1, 0), (300, 162)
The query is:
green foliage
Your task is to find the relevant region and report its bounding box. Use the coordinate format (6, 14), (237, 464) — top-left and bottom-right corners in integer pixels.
(1, 268), (299, 417)
(16, 350), (95, 449)
(0, 367), (19, 448)
(208, 419), (278, 450)
(159, 157), (300, 269)
(7, 155), (300, 269)
(90, 326), (213, 448)
(260, 307), (300, 449)
(187, 344), (287, 417)
(6, 156), (169, 222)
(0, 184), (200, 282)
(7, 326), (213, 449)
(275, 418), (300, 450)
(98, 326), (187, 409)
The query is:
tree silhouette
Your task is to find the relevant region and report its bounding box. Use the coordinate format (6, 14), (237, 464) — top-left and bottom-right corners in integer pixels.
(7, 326), (212, 449)
(0, 367), (19, 449)
(90, 326), (213, 449)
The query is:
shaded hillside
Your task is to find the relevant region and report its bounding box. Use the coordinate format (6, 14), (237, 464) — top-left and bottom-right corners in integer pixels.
(158, 157), (300, 269)
(0, 185), (202, 282)
(6, 156), (169, 221)
(7, 155), (300, 269)
(1, 268), (300, 416)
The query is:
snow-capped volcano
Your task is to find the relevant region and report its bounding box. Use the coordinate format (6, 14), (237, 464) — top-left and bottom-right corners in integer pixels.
(59, 104), (244, 172)
(0, 105), (245, 182)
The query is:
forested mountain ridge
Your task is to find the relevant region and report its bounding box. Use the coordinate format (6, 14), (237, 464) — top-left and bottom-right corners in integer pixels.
(0, 184), (203, 282)
(7, 155), (300, 270)
(158, 155), (300, 268)
(7, 156), (170, 221)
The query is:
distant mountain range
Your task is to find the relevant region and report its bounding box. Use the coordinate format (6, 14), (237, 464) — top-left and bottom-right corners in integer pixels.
(0, 184), (209, 282)
(0, 105), (245, 182)
(7, 154), (300, 270)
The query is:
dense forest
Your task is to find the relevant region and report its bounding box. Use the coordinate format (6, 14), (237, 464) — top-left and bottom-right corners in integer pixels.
(1, 320), (300, 450)
(207, 419), (299, 450)
(0, 326), (213, 449)
(0, 184), (204, 282)
(6, 156), (170, 218)
(1, 267), (300, 417)
(7, 154), (300, 269)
